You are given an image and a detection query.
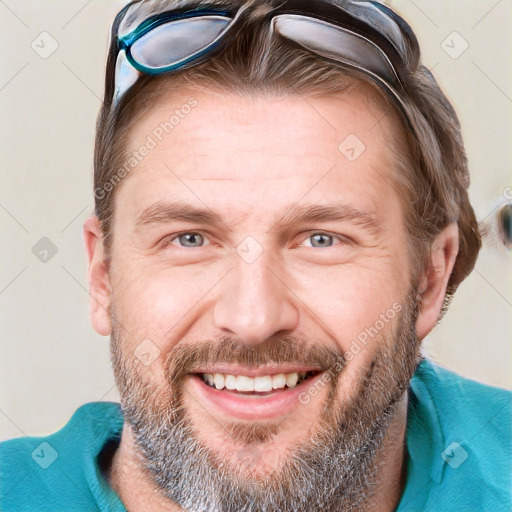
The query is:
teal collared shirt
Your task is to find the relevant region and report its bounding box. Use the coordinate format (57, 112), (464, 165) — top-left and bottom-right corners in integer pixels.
(397, 360), (511, 511)
(1, 359), (511, 511)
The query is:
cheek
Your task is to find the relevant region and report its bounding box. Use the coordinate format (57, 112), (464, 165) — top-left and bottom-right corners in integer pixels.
(303, 270), (408, 398)
(292, 261), (407, 357)
(109, 261), (227, 348)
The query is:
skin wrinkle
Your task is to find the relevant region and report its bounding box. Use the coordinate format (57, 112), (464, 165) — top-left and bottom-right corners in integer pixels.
(134, 200), (382, 236)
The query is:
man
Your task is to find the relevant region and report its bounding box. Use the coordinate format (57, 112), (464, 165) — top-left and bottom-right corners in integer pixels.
(1, 0), (510, 511)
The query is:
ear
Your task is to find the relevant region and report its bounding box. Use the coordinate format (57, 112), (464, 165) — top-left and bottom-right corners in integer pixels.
(83, 215), (112, 336)
(415, 223), (459, 341)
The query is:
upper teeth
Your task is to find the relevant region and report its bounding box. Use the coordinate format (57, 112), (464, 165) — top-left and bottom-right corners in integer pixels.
(202, 372), (306, 392)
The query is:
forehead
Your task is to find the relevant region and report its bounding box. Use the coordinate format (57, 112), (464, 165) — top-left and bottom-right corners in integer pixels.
(116, 84), (402, 227)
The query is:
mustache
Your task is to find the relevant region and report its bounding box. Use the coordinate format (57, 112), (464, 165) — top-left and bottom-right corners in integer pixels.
(164, 336), (346, 383)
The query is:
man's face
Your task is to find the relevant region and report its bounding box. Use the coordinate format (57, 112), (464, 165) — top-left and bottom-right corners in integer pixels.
(104, 84), (422, 509)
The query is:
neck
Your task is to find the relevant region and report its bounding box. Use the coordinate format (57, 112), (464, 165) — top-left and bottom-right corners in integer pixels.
(107, 393), (408, 512)
(367, 392), (409, 512)
(107, 428), (182, 512)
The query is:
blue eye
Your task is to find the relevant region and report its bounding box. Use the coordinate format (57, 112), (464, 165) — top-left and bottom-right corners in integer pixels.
(170, 232), (209, 248)
(305, 233), (336, 248)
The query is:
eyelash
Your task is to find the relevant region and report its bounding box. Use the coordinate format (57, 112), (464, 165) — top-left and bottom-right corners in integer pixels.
(300, 231), (348, 248)
(162, 231), (349, 249)
(162, 231), (211, 248)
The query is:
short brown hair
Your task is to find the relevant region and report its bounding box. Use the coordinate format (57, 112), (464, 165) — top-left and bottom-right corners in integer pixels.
(93, 0), (480, 312)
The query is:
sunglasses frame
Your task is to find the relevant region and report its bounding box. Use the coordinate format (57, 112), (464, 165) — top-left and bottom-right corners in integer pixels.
(104, 0), (420, 110)
(118, 8), (234, 76)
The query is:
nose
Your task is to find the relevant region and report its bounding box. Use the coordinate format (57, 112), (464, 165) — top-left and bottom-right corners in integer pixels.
(212, 249), (299, 345)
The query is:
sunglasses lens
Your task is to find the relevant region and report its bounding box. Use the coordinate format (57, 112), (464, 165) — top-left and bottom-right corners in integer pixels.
(272, 14), (398, 85)
(131, 15), (232, 71)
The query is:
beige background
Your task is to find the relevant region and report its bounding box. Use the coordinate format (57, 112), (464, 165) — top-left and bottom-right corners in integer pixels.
(1, 0), (511, 441)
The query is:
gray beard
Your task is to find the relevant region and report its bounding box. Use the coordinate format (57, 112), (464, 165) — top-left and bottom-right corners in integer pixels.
(110, 290), (421, 512)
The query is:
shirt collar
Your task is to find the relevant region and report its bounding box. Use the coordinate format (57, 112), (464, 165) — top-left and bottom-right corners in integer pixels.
(397, 358), (447, 509)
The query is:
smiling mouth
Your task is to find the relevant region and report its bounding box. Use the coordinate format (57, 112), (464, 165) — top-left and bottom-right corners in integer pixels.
(197, 371), (321, 394)
(188, 367), (327, 420)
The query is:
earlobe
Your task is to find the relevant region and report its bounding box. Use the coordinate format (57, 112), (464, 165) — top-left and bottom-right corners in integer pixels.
(415, 223), (459, 341)
(83, 215), (112, 336)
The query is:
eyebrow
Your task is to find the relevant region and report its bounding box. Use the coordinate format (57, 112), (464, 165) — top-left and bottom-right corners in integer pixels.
(135, 200), (381, 235)
(136, 200), (222, 227)
(275, 202), (380, 235)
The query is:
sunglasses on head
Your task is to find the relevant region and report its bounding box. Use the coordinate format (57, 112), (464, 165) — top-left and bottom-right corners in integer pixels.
(105, 0), (420, 114)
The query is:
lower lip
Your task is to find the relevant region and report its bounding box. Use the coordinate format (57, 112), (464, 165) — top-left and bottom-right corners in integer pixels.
(187, 373), (325, 421)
